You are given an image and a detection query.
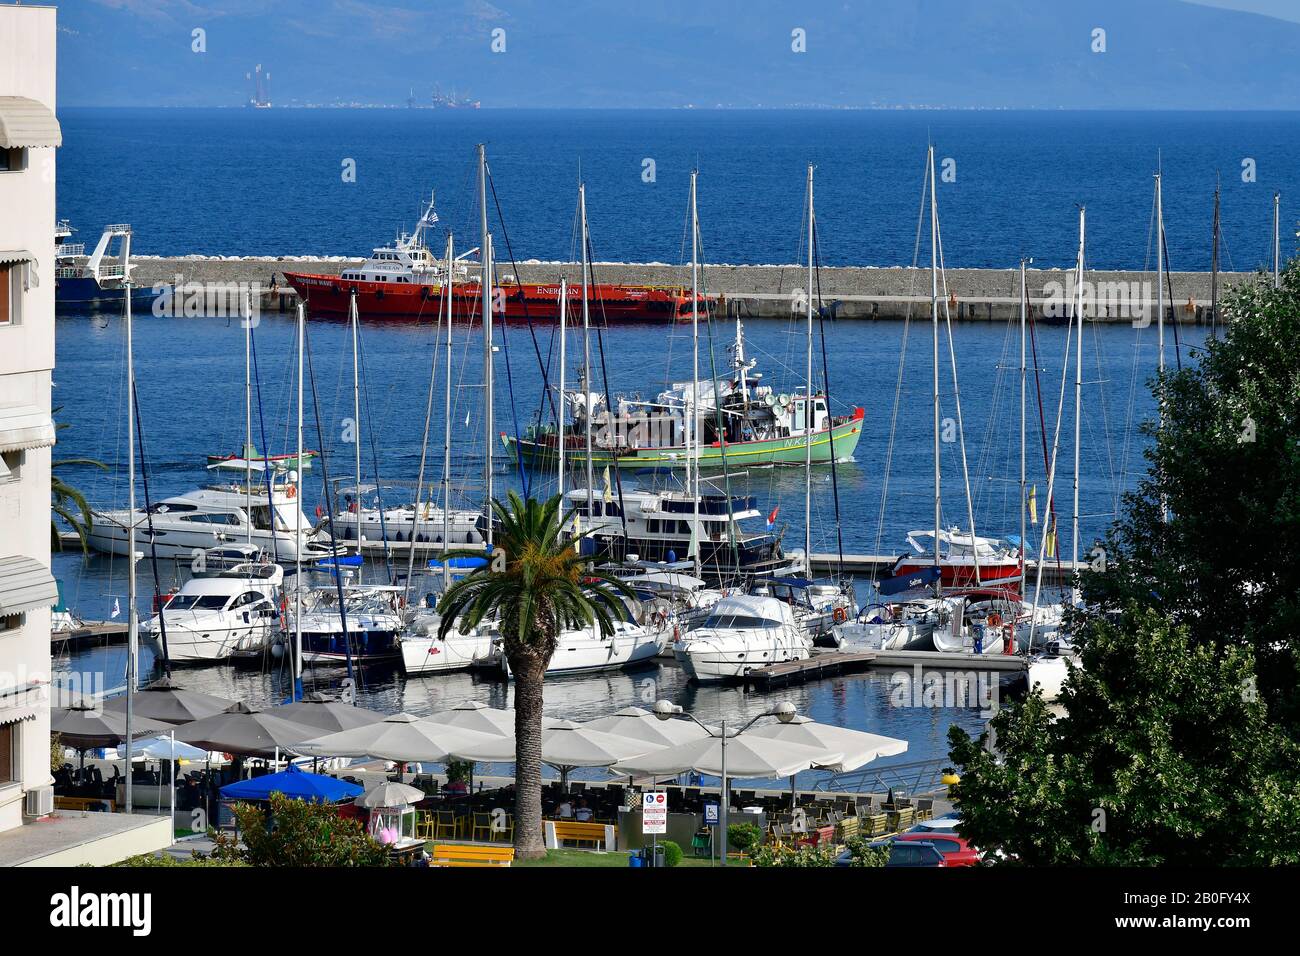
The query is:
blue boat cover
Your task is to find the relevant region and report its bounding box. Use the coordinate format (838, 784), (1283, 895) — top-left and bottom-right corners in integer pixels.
(878, 566), (942, 596)
(220, 764), (363, 804)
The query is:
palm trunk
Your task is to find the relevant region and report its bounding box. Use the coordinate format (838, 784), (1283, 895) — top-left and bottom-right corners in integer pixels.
(510, 647), (549, 860)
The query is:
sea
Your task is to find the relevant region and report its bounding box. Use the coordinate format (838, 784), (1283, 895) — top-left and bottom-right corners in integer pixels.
(50, 108), (1242, 786)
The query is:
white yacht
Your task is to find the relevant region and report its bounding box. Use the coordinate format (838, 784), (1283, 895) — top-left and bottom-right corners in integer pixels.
(288, 584), (405, 666)
(399, 611), (499, 675)
(329, 498), (484, 549)
(501, 598), (666, 677)
(142, 562), (282, 663)
(835, 597), (945, 651)
(1026, 638), (1079, 702)
(748, 576), (857, 643)
(88, 484), (336, 562)
(673, 594), (810, 682)
(928, 592), (1023, 655)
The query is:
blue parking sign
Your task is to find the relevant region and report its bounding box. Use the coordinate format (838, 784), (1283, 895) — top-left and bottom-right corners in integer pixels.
(704, 802), (719, 825)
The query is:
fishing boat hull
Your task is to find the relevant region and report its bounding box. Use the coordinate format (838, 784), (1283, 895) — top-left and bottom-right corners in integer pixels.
(891, 559), (1023, 593)
(283, 271), (709, 323)
(503, 409), (864, 471)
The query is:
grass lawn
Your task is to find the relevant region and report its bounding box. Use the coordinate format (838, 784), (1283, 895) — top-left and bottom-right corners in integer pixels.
(515, 848), (719, 868)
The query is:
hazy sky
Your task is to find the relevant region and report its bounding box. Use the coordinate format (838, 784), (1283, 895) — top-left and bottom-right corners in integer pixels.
(1187, 0), (1300, 21)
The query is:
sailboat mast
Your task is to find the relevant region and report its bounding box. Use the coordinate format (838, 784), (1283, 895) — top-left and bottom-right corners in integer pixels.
(244, 291), (253, 544)
(1072, 206), (1085, 572)
(293, 302), (304, 700)
(928, 146), (941, 584)
(580, 184), (594, 515)
(350, 291), (362, 557)
(1211, 177), (1221, 332)
(690, 171), (701, 576)
(124, 278), (137, 814)
(1019, 258), (1028, 596)
(442, 235), (454, 590)
(804, 163), (814, 566)
(478, 145), (494, 547)
(1156, 172), (1165, 378)
(557, 276), (567, 502)
(1274, 192), (1282, 290)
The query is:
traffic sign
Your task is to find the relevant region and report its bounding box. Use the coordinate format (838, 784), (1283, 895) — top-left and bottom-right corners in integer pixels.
(703, 802), (719, 826)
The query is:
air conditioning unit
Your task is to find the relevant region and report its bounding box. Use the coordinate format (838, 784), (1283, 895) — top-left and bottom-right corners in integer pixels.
(24, 785), (54, 817)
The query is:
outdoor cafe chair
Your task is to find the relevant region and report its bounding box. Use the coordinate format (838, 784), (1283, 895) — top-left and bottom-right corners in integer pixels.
(471, 812), (494, 843)
(434, 810), (459, 840)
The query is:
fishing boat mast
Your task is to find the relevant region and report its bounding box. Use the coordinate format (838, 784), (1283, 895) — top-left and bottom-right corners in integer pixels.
(804, 164), (814, 566)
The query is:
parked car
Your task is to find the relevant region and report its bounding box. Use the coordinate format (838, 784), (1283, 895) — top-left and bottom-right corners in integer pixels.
(884, 841), (947, 867)
(872, 830), (980, 866)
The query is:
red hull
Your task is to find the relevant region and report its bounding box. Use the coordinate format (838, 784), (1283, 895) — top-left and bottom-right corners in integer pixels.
(892, 560), (1024, 594)
(282, 272), (711, 322)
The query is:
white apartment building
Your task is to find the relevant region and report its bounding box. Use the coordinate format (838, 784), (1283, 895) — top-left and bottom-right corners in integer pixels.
(0, 2), (62, 835)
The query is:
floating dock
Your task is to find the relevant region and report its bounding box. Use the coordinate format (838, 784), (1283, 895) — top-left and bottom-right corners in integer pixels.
(748, 647), (1027, 689)
(50, 622), (129, 650)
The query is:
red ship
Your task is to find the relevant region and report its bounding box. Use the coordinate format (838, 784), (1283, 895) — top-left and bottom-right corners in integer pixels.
(283, 192), (712, 323)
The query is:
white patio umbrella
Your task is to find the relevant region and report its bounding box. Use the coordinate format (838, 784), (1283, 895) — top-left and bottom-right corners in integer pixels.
(113, 735), (209, 761)
(613, 735), (838, 779)
(745, 717), (908, 773)
(584, 706), (714, 748)
(355, 780), (425, 809)
(295, 713), (514, 764)
(423, 700), (564, 737)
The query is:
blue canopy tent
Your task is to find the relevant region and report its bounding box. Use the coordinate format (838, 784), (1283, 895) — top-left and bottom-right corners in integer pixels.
(220, 764), (363, 804)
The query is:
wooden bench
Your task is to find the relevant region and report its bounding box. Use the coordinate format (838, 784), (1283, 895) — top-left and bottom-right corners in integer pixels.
(548, 820), (609, 849)
(55, 796), (115, 813)
(430, 843), (514, 868)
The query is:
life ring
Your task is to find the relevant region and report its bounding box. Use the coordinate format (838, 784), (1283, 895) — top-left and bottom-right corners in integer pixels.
(832, 607), (848, 625)
(986, 613), (1002, 628)
(286, 484), (297, 499)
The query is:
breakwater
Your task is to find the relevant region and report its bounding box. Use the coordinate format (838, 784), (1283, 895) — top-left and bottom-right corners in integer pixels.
(131, 257), (1257, 324)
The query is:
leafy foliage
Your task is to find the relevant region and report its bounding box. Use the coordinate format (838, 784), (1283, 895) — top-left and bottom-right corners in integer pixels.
(435, 492), (634, 859)
(747, 842), (838, 867)
(841, 837), (890, 867)
(727, 821), (763, 853)
(948, 263), (1300, 865)
(660, 839), (683, 868)
(50, 407), (107, 552)
(207, 793), (393, 867)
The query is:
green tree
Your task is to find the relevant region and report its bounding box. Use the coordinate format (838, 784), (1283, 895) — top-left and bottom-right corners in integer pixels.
(208, 792), (392, 867)
(948, 263), (1300, 864)
(436, 492), (633, 860)
(50, 408), (107, 551)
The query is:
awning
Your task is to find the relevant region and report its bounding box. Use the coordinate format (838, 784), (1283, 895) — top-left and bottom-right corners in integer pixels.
(0, 96), (62, 149)
(0, 250), (34, 266)
(0, 404), (55, 452)
(0, 556), (59, 617)
(0, 705), (37, 728)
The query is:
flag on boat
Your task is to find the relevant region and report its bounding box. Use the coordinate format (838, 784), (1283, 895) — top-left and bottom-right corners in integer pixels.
(1028, 485), (1038, 525)
(1045, 516), (1057, 558)
(111, 598), (121, 619)
(602, 466), (613, 504)
(766, 505), (780, 530)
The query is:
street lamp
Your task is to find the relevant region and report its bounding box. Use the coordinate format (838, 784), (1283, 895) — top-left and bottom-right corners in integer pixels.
(654, 698), (798, 866)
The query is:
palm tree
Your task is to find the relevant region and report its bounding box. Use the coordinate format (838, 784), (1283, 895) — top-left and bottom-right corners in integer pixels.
(436, 491), (633, 859)
(50, 409), (107, 551)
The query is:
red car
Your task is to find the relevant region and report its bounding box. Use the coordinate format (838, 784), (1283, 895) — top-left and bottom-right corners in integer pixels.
(889, 831), (980, 866)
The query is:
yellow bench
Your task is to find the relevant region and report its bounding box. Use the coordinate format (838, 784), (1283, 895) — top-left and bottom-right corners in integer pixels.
(550, 820), (608, 849)
(430, 843), (515, 867)
(55, 796), (116, 813)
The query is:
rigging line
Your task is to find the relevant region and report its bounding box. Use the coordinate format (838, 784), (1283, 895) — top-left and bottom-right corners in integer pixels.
(811, 219), (846, 578)
(1027, 306), (1062, 575)
(404, 252), (447, 608)
(129, 378), (171, 677)
(1159, 216), (1184, 371)
(357, 330), (395, 583)
(248, 325), (282, 567)
(583, 231), (631, 542)
(872, 151), (929, 564)
(304, 322), (358, 689)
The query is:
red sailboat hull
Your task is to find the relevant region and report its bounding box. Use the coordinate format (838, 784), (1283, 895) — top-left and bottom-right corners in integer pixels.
(282, 271), (710, 323)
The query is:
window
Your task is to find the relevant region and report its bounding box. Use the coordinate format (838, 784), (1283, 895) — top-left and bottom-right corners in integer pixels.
(0, 449), (22, 483)
(0, 147), (26, 172)
(0, 263), (11, 326)
(165, 594), (229, 611)
(0, 723), (13, 785)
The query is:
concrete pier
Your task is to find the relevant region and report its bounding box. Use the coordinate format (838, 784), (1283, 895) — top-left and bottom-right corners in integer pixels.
(128, 256), (1257, 325)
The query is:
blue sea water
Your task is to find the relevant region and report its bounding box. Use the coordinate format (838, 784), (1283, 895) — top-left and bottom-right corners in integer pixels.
(51, 108), (1231, 778)
(58, 108), (1297, 269)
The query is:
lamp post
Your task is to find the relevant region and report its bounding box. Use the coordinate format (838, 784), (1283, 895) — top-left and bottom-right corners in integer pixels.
(653, 699), (798, 866)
